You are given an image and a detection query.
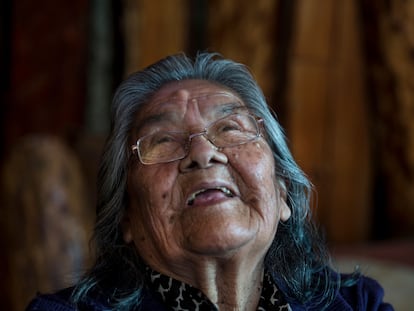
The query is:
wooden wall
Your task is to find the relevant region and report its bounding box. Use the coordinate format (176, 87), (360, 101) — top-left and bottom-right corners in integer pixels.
(122, 0), (189, 74)
(206, 0), (280, 100)
(0, 1), (92, 310)
(360, 0), (414, 237)
(2, 0), (89, 152)
(286, 0), (372, 243)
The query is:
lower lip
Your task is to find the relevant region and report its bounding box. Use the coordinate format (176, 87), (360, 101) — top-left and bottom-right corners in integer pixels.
(188, 190), (234, 208)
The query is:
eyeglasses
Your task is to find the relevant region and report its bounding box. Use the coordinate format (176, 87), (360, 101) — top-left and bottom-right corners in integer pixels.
(131, 112), (263, 165)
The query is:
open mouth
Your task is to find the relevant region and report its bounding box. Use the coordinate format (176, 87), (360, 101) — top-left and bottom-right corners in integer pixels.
(187, 186), (234, 206)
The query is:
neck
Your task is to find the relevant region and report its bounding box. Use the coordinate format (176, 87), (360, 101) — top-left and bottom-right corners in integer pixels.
(202, 260), (264, 311)
(160, 254), (266, 311)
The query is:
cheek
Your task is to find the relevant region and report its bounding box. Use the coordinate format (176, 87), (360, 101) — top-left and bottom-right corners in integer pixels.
(228, 142), (282, 234)
(127, 166), (177, 222)
(228, 142), (278, 216)
(229, 142), (275, 184)
(126, 166), (180, 243)
(132, 164), (175, 196)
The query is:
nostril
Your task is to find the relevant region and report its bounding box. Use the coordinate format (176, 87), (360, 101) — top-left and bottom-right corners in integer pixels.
(179, 139), (228, 172)
(187, 161), (199, 170)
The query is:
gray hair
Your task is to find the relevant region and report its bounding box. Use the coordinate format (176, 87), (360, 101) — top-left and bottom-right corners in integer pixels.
(73, 52), (341, 310)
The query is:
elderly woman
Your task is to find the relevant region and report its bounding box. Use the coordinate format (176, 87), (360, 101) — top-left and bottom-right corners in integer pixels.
(26, 53), (393, 311)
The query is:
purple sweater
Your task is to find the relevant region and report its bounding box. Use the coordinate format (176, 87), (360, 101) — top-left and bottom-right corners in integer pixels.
(25, 275), (394, 311)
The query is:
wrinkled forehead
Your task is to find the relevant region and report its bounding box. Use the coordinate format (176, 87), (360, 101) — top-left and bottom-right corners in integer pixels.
(150, 92), (243, 113)
(134, 80), (247, 126)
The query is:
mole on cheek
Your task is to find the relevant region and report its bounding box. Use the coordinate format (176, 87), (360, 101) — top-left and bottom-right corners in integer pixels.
(162, 192), (168, 199)
(230, 151), (239, 158)
(230, 146), (242, 159)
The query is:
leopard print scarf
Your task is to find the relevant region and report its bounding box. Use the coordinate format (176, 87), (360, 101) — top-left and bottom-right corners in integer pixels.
(145, 267), (291, 310)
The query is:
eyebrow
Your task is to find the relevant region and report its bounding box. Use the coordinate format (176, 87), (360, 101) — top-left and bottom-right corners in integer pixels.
(132, 113), (174, 135)
(133, 101), (247, 135)
(218, 102), (247, 114)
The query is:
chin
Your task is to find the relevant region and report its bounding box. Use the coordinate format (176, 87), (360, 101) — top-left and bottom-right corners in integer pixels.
(184, 228), (260, 257)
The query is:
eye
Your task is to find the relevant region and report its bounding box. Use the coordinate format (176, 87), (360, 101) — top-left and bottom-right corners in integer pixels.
(215, 119), (244, 133)
(150, 132), (180, 145)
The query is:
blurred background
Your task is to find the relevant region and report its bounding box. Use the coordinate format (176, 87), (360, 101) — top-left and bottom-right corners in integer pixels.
(1, 0), (413, 310)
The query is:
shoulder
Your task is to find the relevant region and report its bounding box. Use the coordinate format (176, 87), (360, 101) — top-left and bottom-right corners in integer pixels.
(25, 287), (108, 311)
(286, 273), (394, 311)
(25, 288), (77, 311)
(25, 287), (170, 311)
(331, 274), (394, 311)
(139, 290), (171, 311)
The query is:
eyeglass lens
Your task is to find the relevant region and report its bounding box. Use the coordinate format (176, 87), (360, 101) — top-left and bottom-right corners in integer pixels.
(137, 113), (260, 165)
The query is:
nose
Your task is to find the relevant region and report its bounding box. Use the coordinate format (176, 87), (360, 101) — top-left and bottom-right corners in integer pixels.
(179, 135), (228, 172)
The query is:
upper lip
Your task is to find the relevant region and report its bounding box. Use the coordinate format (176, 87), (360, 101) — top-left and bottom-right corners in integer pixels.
(186, 182), (238, 206)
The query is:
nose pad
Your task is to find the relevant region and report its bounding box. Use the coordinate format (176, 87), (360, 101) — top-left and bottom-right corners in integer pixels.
(179, 135), (228, 171)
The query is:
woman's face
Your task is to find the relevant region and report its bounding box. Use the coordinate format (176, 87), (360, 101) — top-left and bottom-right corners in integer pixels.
(123, 80), (291, 271)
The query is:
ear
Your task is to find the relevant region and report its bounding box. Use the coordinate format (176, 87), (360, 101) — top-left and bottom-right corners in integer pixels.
(279, 197), (291, 222)
(121, 213), (133, 243)
(277, 180), (291, 222)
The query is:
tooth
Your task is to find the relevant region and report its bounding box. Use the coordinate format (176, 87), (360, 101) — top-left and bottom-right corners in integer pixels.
(187, 189), (205, 206)
(187, 193), (196, 206)
(216, 187), (233, 197)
